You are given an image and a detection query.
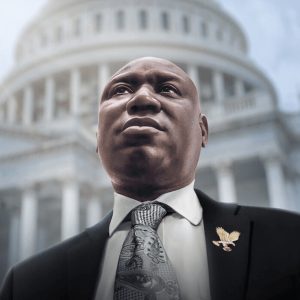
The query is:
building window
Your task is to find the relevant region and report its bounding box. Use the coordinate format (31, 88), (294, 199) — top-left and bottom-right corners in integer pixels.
(161, 12), (169, 30)
(139, 11), (147, 29)
(216, 27), (223, 41)
(244, 82), (253, 93)
(41, 33), (47, 47)
(95, 14), (102, 32)
(198, 67), (214, 103)
(16, 46), (23, 61)
(74, 19), (82, 36)
(230, 32), (235, 46)
(1, 102), (8, 121)
(16, 96), (23, 123)
(56, 27), (63, 43)
(224, 73), (235, 99)
(201, 21), (208, 37)
(182, 16), (189, 33)
(33, 82), (45, 122)
(117, 11), (124, 29)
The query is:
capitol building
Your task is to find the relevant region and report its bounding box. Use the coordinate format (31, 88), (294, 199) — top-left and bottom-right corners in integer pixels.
(0, 0), (300, 282)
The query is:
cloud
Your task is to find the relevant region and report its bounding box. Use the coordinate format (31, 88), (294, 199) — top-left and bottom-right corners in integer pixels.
(219, 0), (300, 111)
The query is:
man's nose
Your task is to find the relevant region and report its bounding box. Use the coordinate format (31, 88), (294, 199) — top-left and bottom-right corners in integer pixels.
(126, 87), (161, 115)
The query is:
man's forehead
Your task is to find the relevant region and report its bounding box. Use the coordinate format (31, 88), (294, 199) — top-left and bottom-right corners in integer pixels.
(101, 57), (199, 105)
(114, 58), (187, 79)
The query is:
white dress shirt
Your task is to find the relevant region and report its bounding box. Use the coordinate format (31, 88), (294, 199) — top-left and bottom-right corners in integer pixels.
(95, 181), (211, 300)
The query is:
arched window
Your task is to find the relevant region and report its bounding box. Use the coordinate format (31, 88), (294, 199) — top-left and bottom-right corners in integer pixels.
(140, 11), (147, 29)
(230, 31), (235, 46)
(95, 14), (102, 32)
(216, 27), (223, 41)
(1, 102), (7, 122)
(161, 12), (169, 30)
(201, 21), (208, 37)
(56, 27), (63, 43)
(74, 19), (82, 36)
(41, 33), (47, 47)
(182, 16), (189, 33)
(224, 73), (235, 98)
(117, 11), (124, 29)
(16, 46), (23, 61)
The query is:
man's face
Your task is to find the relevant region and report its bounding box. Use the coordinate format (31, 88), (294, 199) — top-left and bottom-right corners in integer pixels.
(97, 58), (208, 190)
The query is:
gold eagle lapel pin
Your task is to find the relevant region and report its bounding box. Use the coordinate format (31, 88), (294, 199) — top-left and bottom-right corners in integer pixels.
(213, 227), (241, 252)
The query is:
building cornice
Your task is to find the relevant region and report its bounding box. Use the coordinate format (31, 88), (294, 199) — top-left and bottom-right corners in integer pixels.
(1, 39), (276, 103)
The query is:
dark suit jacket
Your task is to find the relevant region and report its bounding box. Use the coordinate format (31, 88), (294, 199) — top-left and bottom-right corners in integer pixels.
(1, 189), (300, 300)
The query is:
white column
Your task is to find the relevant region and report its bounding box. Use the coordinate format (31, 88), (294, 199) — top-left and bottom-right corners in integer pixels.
(8, 213), (20, 267)
(234, 78), (244, 98)
(187, 65), (201, 104)
(0, 105), (4, 121)
(213, 70), (224, 102)
(8, 97), (17, 123)
(20, 185), (38, 260)
(98, 63), (110, 99)
(214, 163), (237, 203)
(86, 194), (102, 227)
(70, 68), (81, 116)
(263, 157), (286, 209)
(45, 76), (55, 121)
(23, 86), (34, 125)
(61, 178), (80, 240)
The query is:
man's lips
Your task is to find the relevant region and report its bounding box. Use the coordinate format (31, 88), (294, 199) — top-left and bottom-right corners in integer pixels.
(122, 117), (163, 131)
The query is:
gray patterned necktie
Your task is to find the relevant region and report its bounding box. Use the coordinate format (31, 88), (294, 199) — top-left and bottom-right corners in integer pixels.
(114, 203), (181, 300)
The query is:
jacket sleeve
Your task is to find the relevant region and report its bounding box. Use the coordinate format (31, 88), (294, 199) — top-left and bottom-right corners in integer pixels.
(0, 266), (14, 300)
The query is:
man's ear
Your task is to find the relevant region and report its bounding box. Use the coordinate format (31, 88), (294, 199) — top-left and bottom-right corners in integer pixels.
(199, 114), (209, 148)
(96, 132), (98, 153)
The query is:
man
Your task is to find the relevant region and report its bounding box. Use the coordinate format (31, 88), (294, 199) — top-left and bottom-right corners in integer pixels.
(1, 57), (300, 300)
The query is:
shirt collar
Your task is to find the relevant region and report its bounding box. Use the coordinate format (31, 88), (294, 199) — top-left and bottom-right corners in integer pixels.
(109, 180), (202, 236)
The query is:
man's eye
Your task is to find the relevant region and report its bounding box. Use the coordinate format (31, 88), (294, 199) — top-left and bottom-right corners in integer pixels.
(160, 85), (177, 94)
(113, 86), (132, 95)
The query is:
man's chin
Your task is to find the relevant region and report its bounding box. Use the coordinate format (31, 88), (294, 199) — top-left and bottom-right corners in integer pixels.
(111, 147), (166, 175)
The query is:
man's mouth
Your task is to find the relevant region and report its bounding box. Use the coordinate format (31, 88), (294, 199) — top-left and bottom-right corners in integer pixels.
(122, 117), (163, 131)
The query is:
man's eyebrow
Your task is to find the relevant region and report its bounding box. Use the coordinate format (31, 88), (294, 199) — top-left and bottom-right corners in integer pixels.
(108, 70), (185, 86)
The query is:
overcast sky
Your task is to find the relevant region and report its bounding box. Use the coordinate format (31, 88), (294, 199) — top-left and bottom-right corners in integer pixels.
(0, 0), (299, 112)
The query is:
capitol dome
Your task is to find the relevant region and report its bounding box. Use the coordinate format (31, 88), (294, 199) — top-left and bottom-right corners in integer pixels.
(1, 0), (276, 130)
(0, 0), (299, 281)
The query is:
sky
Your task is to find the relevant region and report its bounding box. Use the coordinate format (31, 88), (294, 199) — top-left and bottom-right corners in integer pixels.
(0, 0), (299, 112)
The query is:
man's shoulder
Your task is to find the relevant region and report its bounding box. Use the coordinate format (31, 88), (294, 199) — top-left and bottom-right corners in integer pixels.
(195, 188), (300, 252)
(0, 231), (91, 299)
(0, 216), (111, 300)
(238, 203), (300, 224)
(195, 187), (300, 224)
(8, 231), (91, 284)
(238, 204), (300, 245)
(12, 209), (112, 276)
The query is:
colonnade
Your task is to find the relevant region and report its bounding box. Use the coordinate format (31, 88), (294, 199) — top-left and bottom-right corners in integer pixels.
(212, 157), (287, 208)
(187, 65), (246, 102)
(1, 63), (111, 125)
(10, 154), (287, 262)
(0, 63), (249, 124)
(10, 178), (103, 262)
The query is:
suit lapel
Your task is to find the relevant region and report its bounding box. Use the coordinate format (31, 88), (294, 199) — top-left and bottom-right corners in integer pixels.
(67, 210), (113, 300)
(195, 189), (251, 300)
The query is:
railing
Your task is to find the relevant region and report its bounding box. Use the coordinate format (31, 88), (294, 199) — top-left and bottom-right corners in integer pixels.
(202, 91), (274, 121)
(223, 95), (256, 114)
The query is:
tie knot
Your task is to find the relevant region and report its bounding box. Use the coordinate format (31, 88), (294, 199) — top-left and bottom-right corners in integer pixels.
(131, 203), (167, 230)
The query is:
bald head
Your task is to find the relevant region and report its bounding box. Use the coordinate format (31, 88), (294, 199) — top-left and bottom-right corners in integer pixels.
(102, 57), (200, 113)
(97, 57), (208, 201)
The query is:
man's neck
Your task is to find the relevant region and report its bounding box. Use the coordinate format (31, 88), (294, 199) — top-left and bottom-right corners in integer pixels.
(111, 179), (194, 202)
